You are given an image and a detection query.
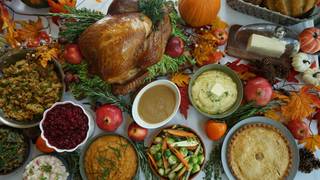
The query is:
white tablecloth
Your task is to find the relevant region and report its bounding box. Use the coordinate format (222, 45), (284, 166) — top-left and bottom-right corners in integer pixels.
(1, 0), (320, 180)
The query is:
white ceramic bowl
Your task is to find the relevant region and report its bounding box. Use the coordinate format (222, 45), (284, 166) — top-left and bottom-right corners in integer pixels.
(132, 80), (181, 129)
(39, 101), (93, 153)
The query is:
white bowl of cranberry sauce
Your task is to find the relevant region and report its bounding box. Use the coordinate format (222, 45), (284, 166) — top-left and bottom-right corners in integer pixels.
(39, 101), (93, 152)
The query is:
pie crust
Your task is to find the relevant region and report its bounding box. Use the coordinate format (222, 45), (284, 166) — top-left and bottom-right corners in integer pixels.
(227, 123), (292, 180)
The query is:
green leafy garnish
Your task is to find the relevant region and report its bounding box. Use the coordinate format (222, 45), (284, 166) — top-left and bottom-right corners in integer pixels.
(50, 7), (104, 42)
(134, 142), (159, 180)
(64, 62), (130, 113)
(147, 54), (195, 81)
(40, 164), (52, 173)
(203, 143), (223, 180)
(169, 11), (188, 42)
(138, 0), (165, 26)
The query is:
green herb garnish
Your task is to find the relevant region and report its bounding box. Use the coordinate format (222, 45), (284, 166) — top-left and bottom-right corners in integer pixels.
(40, 164), (52, 173)
(134, 142), (159, 180)
(203, 142), (223, 180)
(147, 54), (195, 81)
(64, 62), (130, 112)
(50, 6), (104, 42)
(138, 0), (165, 26)
(169, 11), (188, 42)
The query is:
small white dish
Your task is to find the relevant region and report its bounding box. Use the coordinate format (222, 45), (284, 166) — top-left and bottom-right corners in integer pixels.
(132, 80), (181, 129)
(39, 101), (93, 153)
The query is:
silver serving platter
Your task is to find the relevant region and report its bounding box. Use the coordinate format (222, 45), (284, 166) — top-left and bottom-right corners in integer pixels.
(221, 116), (299, 180)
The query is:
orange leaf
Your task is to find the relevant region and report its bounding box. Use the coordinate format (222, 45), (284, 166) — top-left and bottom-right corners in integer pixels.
(0, 3), (19, 47)
(171, 73), (190, 87)
(16, 18), (43, 42)
(264, 109), (282, 121)
(238, 71), (256, 81)
(272, 91), (290, 102)
(299, 135), (320, 152)
(211, 16), (228, 30)
(48, 0), (76, 13)
(35, 46), (59, 68)
(281, 92), (315, 121)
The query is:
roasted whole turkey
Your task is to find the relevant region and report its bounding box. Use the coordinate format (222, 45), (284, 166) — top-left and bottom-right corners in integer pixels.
(78, 0), (172, 95)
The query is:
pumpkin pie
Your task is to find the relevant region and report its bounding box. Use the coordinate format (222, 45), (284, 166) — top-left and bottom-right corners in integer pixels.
(227, 123), (292, 180)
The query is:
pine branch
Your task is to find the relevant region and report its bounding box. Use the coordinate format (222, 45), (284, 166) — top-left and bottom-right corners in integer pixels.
(146, 54), (195, 81)
(64, 63), (130, 113)
(138, 0), (165, 26)
(50, 7), (105, 42)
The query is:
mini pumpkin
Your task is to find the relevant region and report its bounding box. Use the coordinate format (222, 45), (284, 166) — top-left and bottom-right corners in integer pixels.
(303, 68), (320, 86)
(299, 27), (320, 54)
(291, 52), (312, 72)
(179, 0), (221, 27)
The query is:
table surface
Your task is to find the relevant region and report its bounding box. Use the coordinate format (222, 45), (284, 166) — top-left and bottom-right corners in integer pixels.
(1, 0), (320, 180)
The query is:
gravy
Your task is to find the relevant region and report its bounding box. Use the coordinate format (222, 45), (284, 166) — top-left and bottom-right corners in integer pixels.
(138, 85), (176, 124)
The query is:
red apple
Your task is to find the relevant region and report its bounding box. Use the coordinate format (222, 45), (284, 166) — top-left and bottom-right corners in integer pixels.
(287, 120), (311, 140)
(244, 77), (273, 106)
(95, 104), (123, 132)
(213, 28), (228, 46)
(165, 36), (184, 58)
(64, 44), (83, 64)
(128, 122), (148, 142)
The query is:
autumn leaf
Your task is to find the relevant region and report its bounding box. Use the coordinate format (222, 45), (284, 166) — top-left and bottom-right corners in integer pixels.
(179, 87), (190, 119)
(299, 135), (320, 152)
(35, 46), (59, 68)
(264, 109), (281, 121)
(272, 91), (290, 102)
(0, 3), (19, 47)
(16, 18), (43, 43)
(48, 0), (76, 13)
(211, 16), (228, 30)
(287, 69), (299, 83)
(227, 59), (256, 80)
(281, 86), (320, 121)
(171, 73), (190, 87)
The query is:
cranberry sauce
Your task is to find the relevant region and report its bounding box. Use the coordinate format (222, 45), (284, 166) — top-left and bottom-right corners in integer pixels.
(42, 103), (89, 149)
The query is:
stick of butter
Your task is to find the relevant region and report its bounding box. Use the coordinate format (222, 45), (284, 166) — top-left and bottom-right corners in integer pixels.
(246, 34), (286, 58)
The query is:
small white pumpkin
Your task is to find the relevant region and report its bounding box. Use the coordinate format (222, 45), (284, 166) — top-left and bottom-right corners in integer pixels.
(302, 68), (320, 86)
(291, 52), (312, 72)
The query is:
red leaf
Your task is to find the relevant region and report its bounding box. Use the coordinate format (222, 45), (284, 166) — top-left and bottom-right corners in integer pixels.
(227, 59), (250, 73)
(287, 69), (299, 83)
(179, 87), (190, 119)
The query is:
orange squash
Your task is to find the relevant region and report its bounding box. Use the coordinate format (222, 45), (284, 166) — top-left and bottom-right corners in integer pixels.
(179, 0), (221, 27)
(299, 27), (320, 54)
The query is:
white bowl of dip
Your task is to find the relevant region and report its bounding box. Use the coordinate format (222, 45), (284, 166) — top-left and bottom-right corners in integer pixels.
(132, 80), (181, 129)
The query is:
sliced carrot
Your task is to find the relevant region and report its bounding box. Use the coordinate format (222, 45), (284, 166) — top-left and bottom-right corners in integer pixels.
(168, 144), (190, 170)
(177, 167), (187, 179)
(164, 129), (196, 137)
(147, 152), (157, 169)
(162, 138), (169, 170)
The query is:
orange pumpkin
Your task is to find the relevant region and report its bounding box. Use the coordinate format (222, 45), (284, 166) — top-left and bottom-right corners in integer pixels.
(299, 27), (320, 54)
(179, 0), (221, 27)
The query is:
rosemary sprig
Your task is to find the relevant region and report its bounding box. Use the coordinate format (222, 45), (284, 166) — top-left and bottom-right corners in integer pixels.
(50, 7), (105, 42)
(134, 142), (159, 180)
(203, 142), (223, 180)
(60, 151), (82, 180)
(64, 63), (130, 113)
(223, 101), (278, 128)
(138, 0), (165, 26)
(147, 54), (195, 81)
